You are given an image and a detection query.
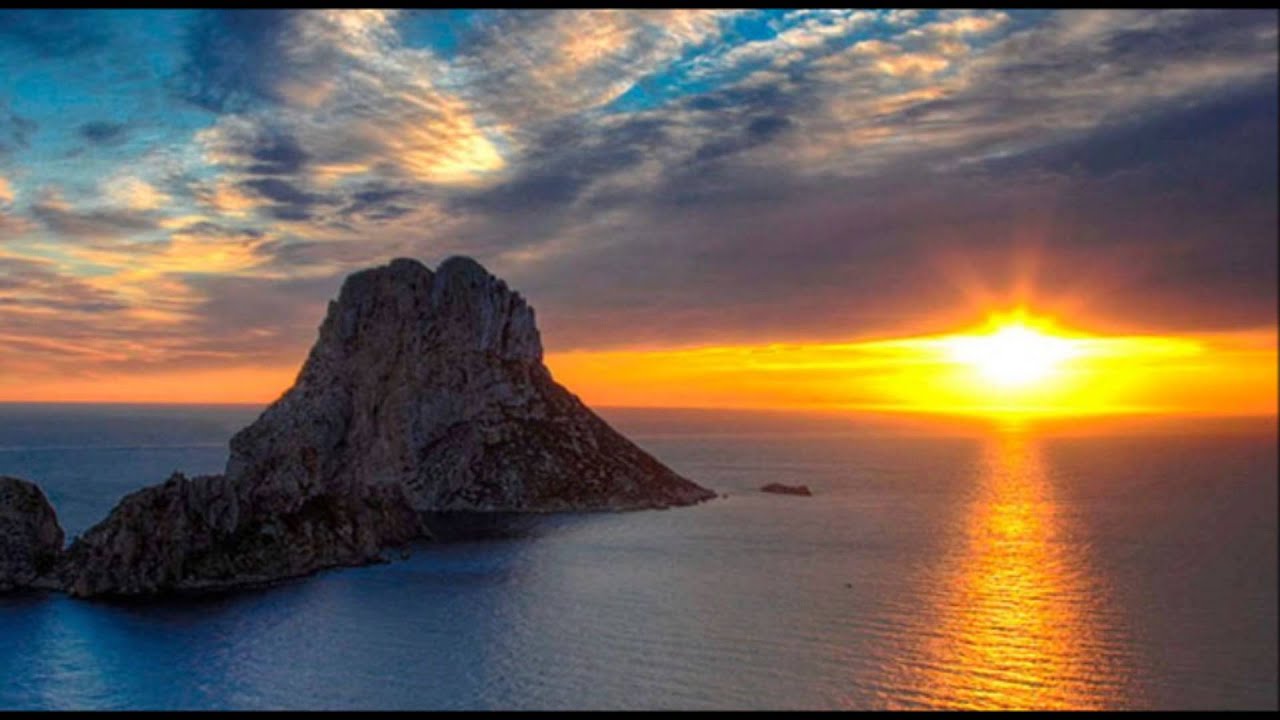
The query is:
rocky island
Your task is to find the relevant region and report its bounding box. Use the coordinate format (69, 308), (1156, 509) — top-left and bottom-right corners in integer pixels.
(760, 483), (813, 497)
(1, 257), (714, 598)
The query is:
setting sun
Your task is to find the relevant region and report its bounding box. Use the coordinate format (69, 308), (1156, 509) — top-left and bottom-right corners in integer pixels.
(940, 313), (1082, 389)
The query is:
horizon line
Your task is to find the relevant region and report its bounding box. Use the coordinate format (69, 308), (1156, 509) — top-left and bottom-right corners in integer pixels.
(1, 399), (1274, 420)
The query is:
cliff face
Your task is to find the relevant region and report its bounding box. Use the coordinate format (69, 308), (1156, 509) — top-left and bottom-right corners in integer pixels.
(55, 256), (713, 597)
(0, 476), (64, 591)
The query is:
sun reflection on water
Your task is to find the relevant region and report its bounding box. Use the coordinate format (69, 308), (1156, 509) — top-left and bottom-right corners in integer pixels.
(889, 427), (1127, 710)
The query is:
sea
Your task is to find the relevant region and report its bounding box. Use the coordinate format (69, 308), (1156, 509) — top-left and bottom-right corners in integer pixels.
(0, 403), (1275, 710)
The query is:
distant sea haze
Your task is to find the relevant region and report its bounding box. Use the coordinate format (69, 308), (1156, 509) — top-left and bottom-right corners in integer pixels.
(0, 404), (1275, 710)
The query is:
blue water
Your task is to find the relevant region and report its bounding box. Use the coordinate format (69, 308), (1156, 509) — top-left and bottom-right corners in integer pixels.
(0, 404), (1275, 710)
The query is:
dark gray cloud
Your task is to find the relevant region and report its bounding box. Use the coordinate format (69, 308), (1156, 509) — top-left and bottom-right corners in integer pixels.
(245, 129), (310, 175)
(454, 80), (812, 219)
(1102, 9), (1276, 65)
(173, 9), (299, 112)
(236, 178), (323, 222)
(504, 75), (1278, 350)
(239, 178), (318, 207)
(201, 120), (311, 175)
(78, 121), (129, 146)
(0, 258), (128, 315)
(984, 81), (1277, 197)
(29, 200), (158, 239)
(340, 184), (419, 223)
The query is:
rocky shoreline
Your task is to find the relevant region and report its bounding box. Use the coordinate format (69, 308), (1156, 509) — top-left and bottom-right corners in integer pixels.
(0, 257), (714, 598)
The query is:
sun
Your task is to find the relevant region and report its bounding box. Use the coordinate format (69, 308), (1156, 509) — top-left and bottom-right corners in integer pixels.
(941, 313), (1083, 389)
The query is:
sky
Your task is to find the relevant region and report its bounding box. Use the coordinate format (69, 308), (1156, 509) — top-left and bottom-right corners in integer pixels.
(0, 9), (1276, 412)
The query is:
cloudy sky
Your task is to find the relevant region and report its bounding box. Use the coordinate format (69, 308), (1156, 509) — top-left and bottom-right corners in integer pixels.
(0, 9), (1276, 405)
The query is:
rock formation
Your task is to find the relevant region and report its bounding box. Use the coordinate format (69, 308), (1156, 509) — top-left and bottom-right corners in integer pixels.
(225, 256), (711, 513)
(0, 476), (64, 591)
(59, 472), (422, 597)
(760, 483), (812, 496)
(54, 256), (713, 597)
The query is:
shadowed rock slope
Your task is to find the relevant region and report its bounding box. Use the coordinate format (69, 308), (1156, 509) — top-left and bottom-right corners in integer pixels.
(0, 476), (64, 591)
(55, 256), (713, 597)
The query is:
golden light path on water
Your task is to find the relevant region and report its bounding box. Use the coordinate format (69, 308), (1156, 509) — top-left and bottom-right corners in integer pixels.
(885, 427), (1130, 709)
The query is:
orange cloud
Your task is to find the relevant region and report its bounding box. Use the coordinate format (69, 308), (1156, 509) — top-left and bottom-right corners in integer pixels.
(851, 40), (950, 78)
(106, 176), (169, 211)
(200, 179), (264, 217)
(924, 13), (1009, 37)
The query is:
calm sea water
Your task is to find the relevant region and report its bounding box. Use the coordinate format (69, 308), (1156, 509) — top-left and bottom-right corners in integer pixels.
(0, 404), (1275, 710)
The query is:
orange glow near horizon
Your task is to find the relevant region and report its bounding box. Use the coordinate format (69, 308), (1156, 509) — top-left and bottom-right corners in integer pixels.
(546, 313), (1277, 418)
(0, 365), (300, 405)
(0, 311), (1275, 418)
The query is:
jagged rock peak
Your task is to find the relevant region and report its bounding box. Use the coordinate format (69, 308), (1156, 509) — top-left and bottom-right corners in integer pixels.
(322, 255), (541, 365)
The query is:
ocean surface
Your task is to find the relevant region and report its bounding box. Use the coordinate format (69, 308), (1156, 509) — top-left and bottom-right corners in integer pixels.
(0, 403), (1275, 710)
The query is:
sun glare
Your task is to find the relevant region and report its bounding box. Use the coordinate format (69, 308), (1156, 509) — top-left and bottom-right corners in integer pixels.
(941, 315), (1082, 389)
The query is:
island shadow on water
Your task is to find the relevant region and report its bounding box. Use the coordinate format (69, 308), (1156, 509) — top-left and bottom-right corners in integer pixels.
(418, 511), (590, 542)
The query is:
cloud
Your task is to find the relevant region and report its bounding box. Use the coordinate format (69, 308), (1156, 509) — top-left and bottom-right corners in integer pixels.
(105, 176), (170, 211)
(173, 9), (301, 112)
(449, 10), (737, 127)
(849, 40), (950, 78)
(0, 175), (35, 236)
(683, 10), (876, 82)
(0, 8), (1275, 393)
(186, 8), (508, 235)
(0, 223), (283, 380)
(79, 120), (129, 146)
(0, 254), (199, 376)
(725, 9), (1280, 186)
(406, 10), (1277, 349)
(188, 9), (505, 187)
(238, 177), (323, 221)
(506, 79), (1277, 350)
(59, 222), (273, 277)
(194, 178), (265, 218)
(196, 118), (309, 174)
(0, 102), (36, 157)
(918, 10), (1010, 37)
(29, 188), (160, 240)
